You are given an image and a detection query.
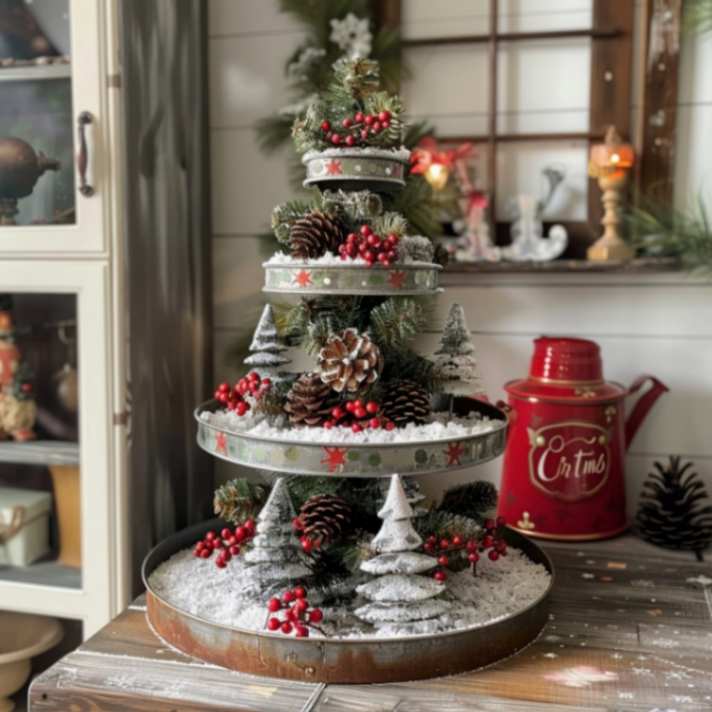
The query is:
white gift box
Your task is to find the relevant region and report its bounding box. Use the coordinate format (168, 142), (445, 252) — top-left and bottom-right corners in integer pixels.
(0, 486), (52, 567)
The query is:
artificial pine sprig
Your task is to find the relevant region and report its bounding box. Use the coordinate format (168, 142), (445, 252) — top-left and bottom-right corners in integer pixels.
(272, 199), (321, 246)
(369, 298), (428, 352)
(213, 478), (268, 525)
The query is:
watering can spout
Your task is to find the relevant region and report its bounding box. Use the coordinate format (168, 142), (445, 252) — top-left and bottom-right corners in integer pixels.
(624, 375), (669, 449)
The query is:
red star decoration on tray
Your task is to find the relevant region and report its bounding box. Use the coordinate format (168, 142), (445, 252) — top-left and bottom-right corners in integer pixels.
(321, 446), (348, 473)
(388, 270), (407, 289)
(215, 431), (227, 455)
(444, 441), (466, 466)
(294, 269), (313, 288)
(325, 159), (343, 175)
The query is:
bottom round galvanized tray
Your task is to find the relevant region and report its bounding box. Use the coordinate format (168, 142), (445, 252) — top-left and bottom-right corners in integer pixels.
(143, 520), (553, 684)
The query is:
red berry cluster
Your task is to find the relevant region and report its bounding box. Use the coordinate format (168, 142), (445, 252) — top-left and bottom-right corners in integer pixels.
(423, 516), (507, 581)
(322, 398), (395, 432)
(320, 110), (392, 147)
(214, 372), (271, 416)
(265, 586), (324, 638)
(338, 225), (400, 267)
(291, 517), (322, 554)
(193, 520), (255, 568)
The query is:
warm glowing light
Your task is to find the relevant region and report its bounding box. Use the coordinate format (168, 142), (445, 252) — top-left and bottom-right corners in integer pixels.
(425, 162), (450, 191)
(609, 152), (620, 165)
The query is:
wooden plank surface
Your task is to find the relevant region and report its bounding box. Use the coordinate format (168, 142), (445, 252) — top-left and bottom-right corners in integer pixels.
(29, 537), (712, 711)
(0, 440), (79, 466)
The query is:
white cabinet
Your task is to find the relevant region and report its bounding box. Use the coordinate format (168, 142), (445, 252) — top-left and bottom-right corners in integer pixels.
(0, 0), (128, 637)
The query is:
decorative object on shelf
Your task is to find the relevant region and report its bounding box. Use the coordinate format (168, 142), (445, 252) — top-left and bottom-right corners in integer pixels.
(0, 305), (36, 441)
(0, 0), (62, 60)
(0, 137), (59, 225)
(499, 336), (668, 540)
(500, 194), (568, 262)
(53, 319), (78, 413)
(636, 456), (712, 561)
(47, 465), (80, 568)
(587, 126), (635, 262)
(0, 611), (62, 712)
(411, 137), (494, 262)
(433, 303), (485, 412)
(625, 194), (712, 274)
(0, 486), (51, 567)
(355, 474), (449, 631)
(243, 304), (291, 383)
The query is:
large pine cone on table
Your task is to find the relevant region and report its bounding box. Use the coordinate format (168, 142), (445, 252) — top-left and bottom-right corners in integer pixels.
(297, 494), (352, 546)
(381, 379), (432, 426)
(283, 372), (335, 426)
(318, 328), (383, 393)
(289, 210), (344, 259)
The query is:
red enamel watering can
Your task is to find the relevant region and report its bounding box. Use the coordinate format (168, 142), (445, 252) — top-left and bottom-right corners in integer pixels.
(497, 336), (668, 540)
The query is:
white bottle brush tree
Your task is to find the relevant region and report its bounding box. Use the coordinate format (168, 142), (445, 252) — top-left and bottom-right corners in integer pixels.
(434, 303), (485, 413)
(355, 475), (449, 632)
(243, 477), (310, 589)
(244, 304), (291, 382)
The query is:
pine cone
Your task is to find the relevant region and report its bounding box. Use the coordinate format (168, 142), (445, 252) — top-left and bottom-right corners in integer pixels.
(213, 478), (267, 525)
(318, 328), (383, 393)
(289, 211), (344, 259)
(297, 494), (352, 546)
(636, 456), (712, 555)
(283, 372), (335, 426)
(381, 379), (431, 426)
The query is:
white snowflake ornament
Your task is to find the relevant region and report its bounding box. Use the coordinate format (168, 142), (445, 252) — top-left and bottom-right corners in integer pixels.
(330, 13), (372, 59)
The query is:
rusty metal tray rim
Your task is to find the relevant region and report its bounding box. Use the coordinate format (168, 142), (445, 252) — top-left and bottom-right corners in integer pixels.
(142, 519), (554, 646)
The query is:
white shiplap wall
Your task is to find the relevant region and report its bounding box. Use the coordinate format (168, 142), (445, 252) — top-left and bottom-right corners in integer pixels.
(208, 0), (712, 514)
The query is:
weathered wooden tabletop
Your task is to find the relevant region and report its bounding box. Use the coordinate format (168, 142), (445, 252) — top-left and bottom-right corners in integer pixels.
(29, 536), (712, 712)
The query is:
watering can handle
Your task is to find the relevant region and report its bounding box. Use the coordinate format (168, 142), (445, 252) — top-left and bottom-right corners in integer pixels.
(625, 375), (669, 448)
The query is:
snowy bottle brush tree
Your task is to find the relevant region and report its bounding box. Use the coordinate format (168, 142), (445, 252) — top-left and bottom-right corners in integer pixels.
(433, 303), (485, 413)
(244, 304), (291, 382)
(355, 475), (448, 633)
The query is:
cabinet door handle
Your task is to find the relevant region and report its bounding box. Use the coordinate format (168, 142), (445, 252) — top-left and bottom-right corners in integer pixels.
(77, 111), (95, 197)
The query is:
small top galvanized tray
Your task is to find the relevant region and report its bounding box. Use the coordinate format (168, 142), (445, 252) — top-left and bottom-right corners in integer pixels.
(195, 397), (508, 478)
(302, 147), (410, 192)
(263, 260), (442, 296)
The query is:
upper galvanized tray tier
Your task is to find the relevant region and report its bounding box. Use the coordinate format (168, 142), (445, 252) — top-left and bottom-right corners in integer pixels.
(195, 397), (507, 478)
(302, 147), (410, 192)
(263, 260), (442, 296)
(142, 520), (553, 683)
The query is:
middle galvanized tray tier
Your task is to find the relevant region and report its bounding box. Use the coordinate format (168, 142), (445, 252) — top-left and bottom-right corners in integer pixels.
(195, 398), (507, 478)
(263, 260), (442, 296)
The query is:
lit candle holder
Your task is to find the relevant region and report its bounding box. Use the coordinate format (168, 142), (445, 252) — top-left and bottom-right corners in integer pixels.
(587, 126), (635, 262)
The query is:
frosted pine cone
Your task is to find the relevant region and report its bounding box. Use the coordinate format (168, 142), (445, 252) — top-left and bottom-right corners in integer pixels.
(297, 494), (352, 546)
(381, 380), (431, 426)
(289, 210), (344, 259)
(283, 372), (335, 426)
(318, 328), (383, 393)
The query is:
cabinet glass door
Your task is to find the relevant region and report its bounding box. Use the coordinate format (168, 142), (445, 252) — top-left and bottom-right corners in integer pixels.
(0, 0), (107, 253)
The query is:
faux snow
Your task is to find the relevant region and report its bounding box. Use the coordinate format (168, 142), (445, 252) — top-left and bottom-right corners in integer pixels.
(201, 408), (499, 445)
(264, 250), (437, 269)
(302, 146), (411, 162)
(148, 544), (550, 640)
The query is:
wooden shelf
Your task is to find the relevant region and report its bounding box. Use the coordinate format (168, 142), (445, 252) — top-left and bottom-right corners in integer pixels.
(444, 257), (681, 274)
(0, 63), (71, 82)
(0, 441), (79, 467)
